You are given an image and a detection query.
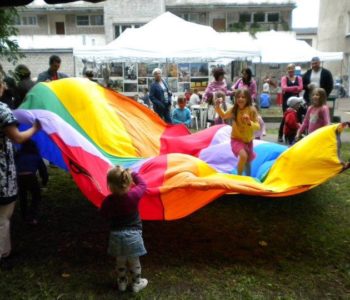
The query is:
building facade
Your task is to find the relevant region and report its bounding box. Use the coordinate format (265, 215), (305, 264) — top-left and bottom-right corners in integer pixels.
(318, 0), (350, 94)
(1, 0), (295, 91)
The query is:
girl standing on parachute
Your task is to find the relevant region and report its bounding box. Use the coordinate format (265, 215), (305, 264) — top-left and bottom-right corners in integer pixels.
(100, 165), (148, 293)
(215, 89), (260, 176)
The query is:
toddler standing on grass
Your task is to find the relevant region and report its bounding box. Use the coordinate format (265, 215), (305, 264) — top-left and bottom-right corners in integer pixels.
(215, 89), (260, 176)
(100, 165), (148, 293)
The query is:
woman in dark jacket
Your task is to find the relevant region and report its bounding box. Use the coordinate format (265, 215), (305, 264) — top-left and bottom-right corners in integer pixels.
(149, 68), (172, 124)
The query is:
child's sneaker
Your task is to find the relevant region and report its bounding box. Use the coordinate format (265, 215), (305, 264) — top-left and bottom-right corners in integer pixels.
(131, 278), (148, 293)
(117, 278), (128, 292)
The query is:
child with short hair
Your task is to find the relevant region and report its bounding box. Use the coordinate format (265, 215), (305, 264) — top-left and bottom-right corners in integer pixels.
(15, 139), (48, 225)
(171, 95), (192, 127)
(296, 88), (330, 139)
(100, 166), (148, 293)
(215, 89), (260, 176)
(283, 97), (304, 145)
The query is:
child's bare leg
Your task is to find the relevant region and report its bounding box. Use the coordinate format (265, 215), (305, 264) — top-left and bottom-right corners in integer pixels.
(237, 149), (248, 175)
(128, 256), (148, 292)
(244, 161), (251, 176)
(116, 256), (128, 291)
(128, 256), (141, 284)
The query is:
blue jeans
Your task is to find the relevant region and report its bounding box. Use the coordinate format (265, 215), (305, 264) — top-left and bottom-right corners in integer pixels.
(108, 229), (146, 257)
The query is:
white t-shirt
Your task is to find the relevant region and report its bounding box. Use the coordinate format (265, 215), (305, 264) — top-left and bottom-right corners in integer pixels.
(159, 81), (168, 102)
(189, 94), (200, 107)
(262, 82), (270, 93)
(310, 69), (322, 88)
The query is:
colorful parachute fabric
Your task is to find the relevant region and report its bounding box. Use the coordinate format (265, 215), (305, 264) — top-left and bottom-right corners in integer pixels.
(14, 78), (348, 220)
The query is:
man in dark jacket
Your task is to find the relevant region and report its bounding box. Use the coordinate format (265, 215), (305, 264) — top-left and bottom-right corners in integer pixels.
(302, 56), (333, 104)
(149, 68), (172, 124)
(36, 55), (68, 83)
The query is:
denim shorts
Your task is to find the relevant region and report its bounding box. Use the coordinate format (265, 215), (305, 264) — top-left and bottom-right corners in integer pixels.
(108, 229), (147, 257)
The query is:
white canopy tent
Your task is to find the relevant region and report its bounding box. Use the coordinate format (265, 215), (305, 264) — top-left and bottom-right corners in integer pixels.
(73, 12), (260, 63)
(219, 31), (343, 63)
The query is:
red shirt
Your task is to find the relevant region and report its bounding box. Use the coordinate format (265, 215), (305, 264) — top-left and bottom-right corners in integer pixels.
(283, 108), (300, 136)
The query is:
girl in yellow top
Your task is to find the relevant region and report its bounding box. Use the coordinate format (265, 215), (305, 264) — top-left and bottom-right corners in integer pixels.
(215, 89), (260, 176)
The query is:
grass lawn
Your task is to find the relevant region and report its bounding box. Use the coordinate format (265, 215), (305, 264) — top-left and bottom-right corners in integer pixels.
(1, 144), (350, 299)
(260, 106), (282, 117)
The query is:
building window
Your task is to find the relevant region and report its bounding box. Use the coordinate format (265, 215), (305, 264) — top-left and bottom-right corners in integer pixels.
(239, 13), (251, 23)
(114, 24), (144, 38)
(253, 13), (265, 23)
(77, 16), (89, 26)
(90, 15), (104, 26)
(15, 15), (37, 26)
(76, 15), (103, 26)
(267, 13), (279, 22)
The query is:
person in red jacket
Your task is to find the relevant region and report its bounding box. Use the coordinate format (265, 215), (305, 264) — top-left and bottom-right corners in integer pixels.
(283, 96), (304, 145)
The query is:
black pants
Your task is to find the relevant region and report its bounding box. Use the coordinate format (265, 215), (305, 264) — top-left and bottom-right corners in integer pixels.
(285, 134), (296, 145)
(153, 105), (172, 124)
(18, 174), (41, 220)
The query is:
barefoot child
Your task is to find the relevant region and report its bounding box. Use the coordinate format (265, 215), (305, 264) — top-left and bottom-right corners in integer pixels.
(215, 88), (260, 176)
(100, 166), (148, 293)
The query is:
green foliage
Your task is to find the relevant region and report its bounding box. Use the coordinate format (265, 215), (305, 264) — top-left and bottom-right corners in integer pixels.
(228, 21), (263, 38)
(0, 8), (25, 64)
(228, 21), (247, 32)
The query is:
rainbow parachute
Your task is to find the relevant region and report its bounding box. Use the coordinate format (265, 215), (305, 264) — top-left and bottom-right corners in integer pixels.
(14, 78), (348, 220)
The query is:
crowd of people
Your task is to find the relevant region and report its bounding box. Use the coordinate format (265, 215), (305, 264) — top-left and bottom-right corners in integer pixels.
(0, 54), (337, 293)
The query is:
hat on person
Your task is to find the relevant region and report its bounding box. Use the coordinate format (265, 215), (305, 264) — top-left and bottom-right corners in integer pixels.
(311, 56), (320, 62)
(287, 96), (305, 108)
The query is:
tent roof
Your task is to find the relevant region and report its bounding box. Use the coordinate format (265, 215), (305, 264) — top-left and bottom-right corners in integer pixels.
(74, 14), (342, 64)
(220, 31), (343, 63)
(74, 12), (260, 63)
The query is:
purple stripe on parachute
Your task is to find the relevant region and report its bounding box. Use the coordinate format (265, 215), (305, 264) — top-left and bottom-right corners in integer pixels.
(14, 109), (111, 165)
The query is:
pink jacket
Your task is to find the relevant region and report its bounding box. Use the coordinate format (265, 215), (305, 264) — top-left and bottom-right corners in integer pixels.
(299, 105), (330, 134)
(281, 76), (303, 94)
(232, 78), (257, 101)
(203, 79), (233, 101)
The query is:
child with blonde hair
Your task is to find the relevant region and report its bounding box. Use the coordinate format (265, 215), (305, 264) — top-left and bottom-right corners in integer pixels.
(215, 88), (260, 176)
(100, 165), (148, 293)
(296, 87), (330, 139)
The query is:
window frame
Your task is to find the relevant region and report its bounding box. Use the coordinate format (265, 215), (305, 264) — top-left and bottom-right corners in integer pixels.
(253, 12), (266, 23)
(114, 23), (144, 39)
(267, 12), (280, 23)
(239, 13), (252, 23)
(76, 14), (104, 27)
(16, 15), (38, 27)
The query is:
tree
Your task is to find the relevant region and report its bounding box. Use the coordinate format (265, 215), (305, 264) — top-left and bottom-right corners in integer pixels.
(0, 8), (25, 64)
